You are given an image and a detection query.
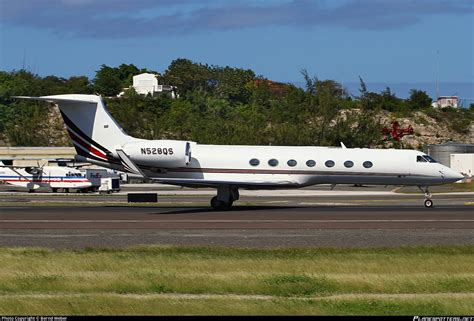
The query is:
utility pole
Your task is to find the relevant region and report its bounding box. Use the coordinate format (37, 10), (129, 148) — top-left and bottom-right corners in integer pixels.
(436, 50), (440, 100)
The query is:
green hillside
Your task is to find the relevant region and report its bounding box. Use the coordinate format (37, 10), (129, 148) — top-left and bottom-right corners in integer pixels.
(1, 60), (472, 148)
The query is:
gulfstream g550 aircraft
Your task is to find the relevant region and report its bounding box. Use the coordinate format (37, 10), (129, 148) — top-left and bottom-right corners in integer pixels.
(14, 94), (464, 209)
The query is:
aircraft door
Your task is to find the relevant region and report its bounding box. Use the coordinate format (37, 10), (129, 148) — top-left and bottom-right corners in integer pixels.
(185, 142), (191, 165)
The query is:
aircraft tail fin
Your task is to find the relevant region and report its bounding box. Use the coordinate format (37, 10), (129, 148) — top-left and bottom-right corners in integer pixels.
(14, 95), (135, 165)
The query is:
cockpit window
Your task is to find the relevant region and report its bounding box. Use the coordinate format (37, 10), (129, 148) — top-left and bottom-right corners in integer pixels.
(417, 155), (437, 163)
(424, 155), (437, 163)
(416, 156), (427, 163)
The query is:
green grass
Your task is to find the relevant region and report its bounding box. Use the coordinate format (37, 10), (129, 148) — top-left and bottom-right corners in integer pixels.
(0, 246), (473, 315)
(2, 295), (472, 315)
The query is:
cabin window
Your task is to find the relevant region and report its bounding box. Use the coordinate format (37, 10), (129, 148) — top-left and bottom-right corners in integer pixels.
(249, 158), (260, 166)
(344, 160), (354, 168)
(306, 160), (316, 167)
(268, 159), (279, 167)
(325, 160), (335, 168)
(287, 159), (297, 167)
(363, 161), (373, 168)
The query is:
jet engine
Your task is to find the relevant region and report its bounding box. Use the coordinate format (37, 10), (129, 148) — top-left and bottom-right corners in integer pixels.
(120, 140), (193, 168)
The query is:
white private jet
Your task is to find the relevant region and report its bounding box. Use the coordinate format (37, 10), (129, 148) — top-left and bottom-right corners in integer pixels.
(0, 162), (92, 193)
(14, 95), (464, 208)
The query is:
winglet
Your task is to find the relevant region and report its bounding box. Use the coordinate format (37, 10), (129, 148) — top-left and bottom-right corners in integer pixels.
(116, 149), (147, 178)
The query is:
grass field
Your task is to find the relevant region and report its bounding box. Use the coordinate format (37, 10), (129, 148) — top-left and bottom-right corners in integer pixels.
(0, 246), (473, 315)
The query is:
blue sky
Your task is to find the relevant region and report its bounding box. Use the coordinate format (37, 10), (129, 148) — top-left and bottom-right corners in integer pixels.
(0, 0), (473, 93)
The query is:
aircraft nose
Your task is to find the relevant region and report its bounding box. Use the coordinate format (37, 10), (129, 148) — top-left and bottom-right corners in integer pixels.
(444, 168), (465, 182)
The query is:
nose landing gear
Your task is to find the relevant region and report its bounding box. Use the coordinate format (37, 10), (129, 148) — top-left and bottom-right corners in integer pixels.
(424, 198), (433, 208)
(418, 186), (434, 208)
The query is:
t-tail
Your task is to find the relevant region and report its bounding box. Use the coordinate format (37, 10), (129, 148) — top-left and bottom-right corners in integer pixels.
(13, 95), (136, 170)
(13, 95), (193, 174)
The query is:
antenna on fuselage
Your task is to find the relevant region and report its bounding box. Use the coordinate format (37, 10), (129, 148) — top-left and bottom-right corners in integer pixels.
(340, 142), (347, 149)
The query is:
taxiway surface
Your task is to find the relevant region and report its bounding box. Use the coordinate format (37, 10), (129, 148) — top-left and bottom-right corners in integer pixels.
(1, 184), (473, 249)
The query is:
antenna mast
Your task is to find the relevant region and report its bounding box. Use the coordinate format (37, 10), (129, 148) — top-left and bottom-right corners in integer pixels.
(436, 50), (439, 99)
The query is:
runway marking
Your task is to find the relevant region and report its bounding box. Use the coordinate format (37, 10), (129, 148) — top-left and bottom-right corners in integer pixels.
(1, 219), (473, 223)
(298, 202), (358, 206)
(0, 234), (98, 238)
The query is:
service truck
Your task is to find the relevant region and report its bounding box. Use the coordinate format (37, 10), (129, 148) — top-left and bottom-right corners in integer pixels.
(83, 168), (121, 193)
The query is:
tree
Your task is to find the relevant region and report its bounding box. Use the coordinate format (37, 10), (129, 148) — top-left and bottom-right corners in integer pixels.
(328, 110), (382, 148)
(64, 76), (92, 94)
(40, 75), (67, 95)
(0, 70), (43, 97)
(358, 76), (368, 99)
(93, 64), (123, 96)
(163, 58), (212, 95)
(380, 87), (404, 112)
(358, 76), (379, 110)
(318, 80), (347, 100)
(213, 66), (255, 104)
(3, 100), (49, 146)
(301, 69), (318, 95)
(408, 89), (432, 110)
(116, 64), (145, 87)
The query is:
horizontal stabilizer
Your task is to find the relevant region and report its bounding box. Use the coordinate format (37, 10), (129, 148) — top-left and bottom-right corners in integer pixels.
(12, 95), (99, 104)
(116, 149), (146, 178)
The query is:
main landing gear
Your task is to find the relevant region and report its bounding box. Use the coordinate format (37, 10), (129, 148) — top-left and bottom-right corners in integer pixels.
(210, 186), (239, 210)
(418, 186), (434, 208)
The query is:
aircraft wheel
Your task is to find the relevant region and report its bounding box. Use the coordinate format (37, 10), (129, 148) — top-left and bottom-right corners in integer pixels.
(28, 189), (35, 193)
(52, 188), (58, 193)
(424, 199), (434, 208)
(211, 196), (232, 210)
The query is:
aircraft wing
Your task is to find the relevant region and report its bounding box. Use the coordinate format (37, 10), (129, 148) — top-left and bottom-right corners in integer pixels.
(0, 164), (38, 170)
(48, 159), (92, 168)
(150, 177), (299, 189)
(0, 166), (34, 181)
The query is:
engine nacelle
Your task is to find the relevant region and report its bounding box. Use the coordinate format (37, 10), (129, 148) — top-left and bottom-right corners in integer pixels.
(120, 140), (193, 168)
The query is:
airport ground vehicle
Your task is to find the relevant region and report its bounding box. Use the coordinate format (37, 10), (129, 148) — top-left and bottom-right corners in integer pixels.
(83, 168), (120, 193)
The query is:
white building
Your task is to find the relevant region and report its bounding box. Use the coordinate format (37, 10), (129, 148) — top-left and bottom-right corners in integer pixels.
(450, 153), (474, 179)
(133, 73), (159, 95)
(119, 73), (178, 98)
(432, 96), (459, 108)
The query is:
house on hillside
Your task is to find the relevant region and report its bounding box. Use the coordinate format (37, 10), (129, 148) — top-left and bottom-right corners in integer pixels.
(432, 96), (458, 108)
(119, 73), (178, 98)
